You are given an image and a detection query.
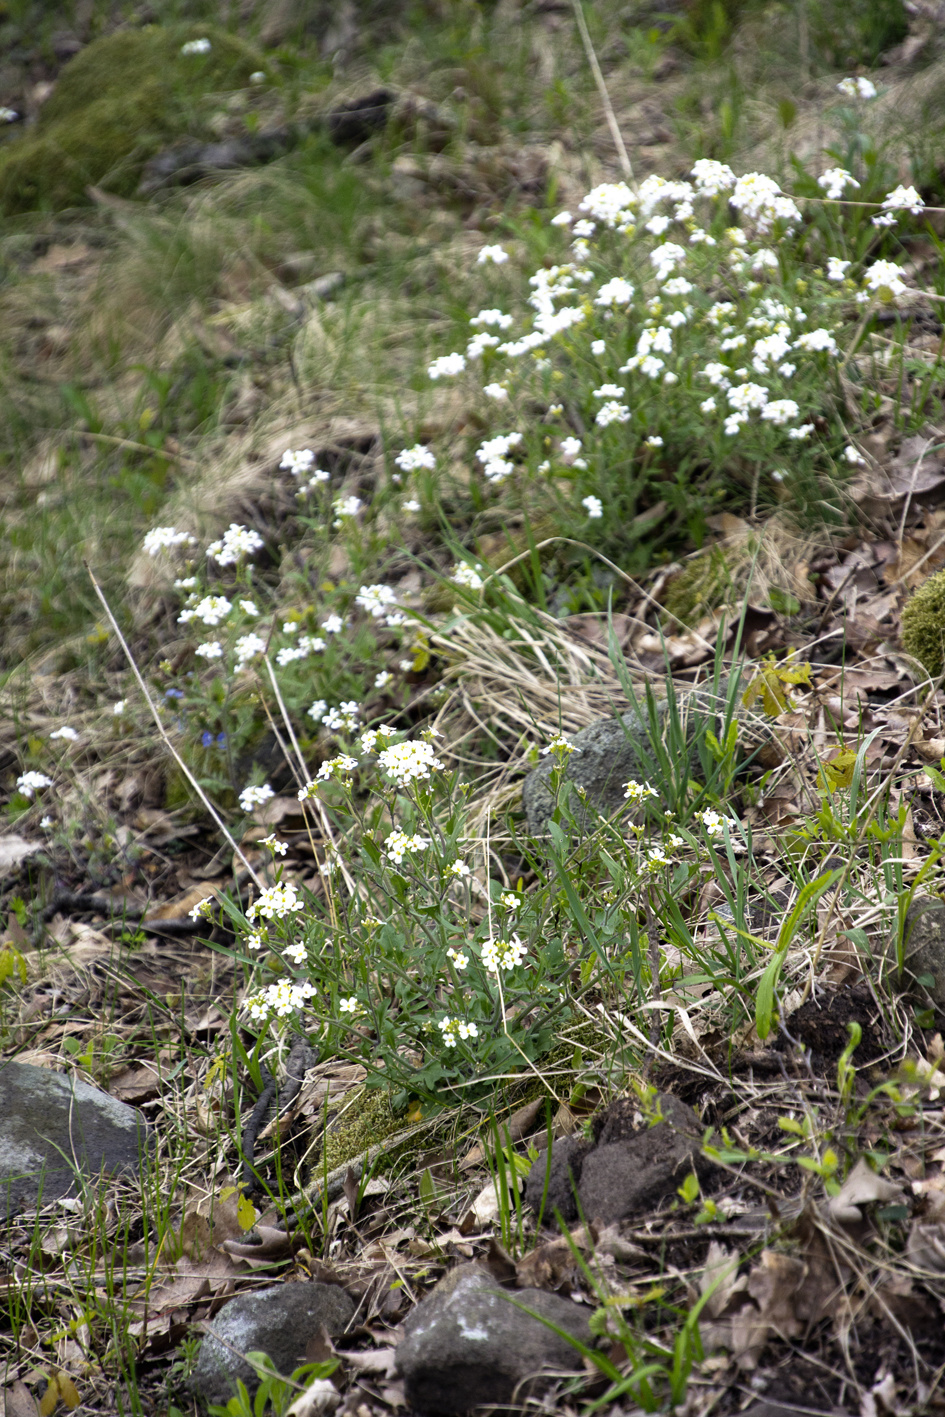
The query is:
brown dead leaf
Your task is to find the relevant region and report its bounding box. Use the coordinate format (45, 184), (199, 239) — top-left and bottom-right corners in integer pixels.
(221, 1225), (294, 1268)
(0, 835), (42, 877)
(514, 1224), (596, 1292)
(828, 1157), (904, 1224)
(699, 1242), (747, 1320)
(108, 1062), (163, 1105)
(143, 884), (219, 923)
(906, 1221), (945, 1273)
(1, 1380), (39, 1416)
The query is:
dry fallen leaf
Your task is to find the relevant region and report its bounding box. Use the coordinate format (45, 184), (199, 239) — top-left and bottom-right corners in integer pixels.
(828, 1158), (905, 1224)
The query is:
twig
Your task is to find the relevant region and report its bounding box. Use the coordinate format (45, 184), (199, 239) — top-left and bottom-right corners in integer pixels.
(570, 0), (634, 182)
(84, 561), (264, 889)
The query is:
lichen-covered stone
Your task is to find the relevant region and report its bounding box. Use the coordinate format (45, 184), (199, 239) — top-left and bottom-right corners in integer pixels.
(0, 24), (266, 215)
(0, 1061), (151, 1217)
(190, 1281), (355, 1408)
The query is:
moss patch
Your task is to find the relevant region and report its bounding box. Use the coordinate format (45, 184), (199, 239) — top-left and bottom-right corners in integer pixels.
(322, 1087), (402, 1170)
(901, 569), (945, 681)
(0, 24), (266, 215)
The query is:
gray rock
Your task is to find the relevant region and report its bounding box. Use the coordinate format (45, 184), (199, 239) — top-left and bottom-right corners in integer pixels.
(0, 1060), (152, 1218)
(395, 1263), (591, 1416)
(190, 1281), (355, 1408)
(522, 691), (722, 836)
(884, 896), (945, 1017)
(525, 1093), (709, 1227)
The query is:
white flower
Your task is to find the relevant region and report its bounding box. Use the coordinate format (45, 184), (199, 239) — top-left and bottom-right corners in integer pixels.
(593, 382), (625, 400)
(470, 308), (514, 330)
(729, 172), (800, 235)
(724, 413), (748, 436)
(280, 448), (315, 476)
(438, 1015), (479, 1046)
(181, 594), (232, 627)
(189, 897), (215, 921)
(700, 362), (731, 389)
(143, 526), (195, 556)
(818, 167), (860, 200)
(180, 37), (211, 54)
(499, 891), (520, 911)
(239, 599), (259, 617)
(299, 635), (325, 653)
(579, 181), (636, 229)
(844, 445), (866, 465)
(318, 703), (360, 734)
(860, 259), (908, 300)
(596, 400), (631, 427)
(595, 276), (635, 307)
(700, 397), (717, 414)
(174, 576), (197, 590)
(837, 76), (876, 99)
(385, 829), (432, 864)
(541, 734), (578, 756)
(356, 583), (398, 618)
(244, 977), (316, 1022)
(451, 562), (485, 591)
(483, 382), (508, 400)
(560, 436), (583, 464)
(550, 210), (572, 226)
(788, 423), (814, 440)
(206, 523), (264, 566)
(259, 834), (288, 855)
(395, 444), (436, 472)
(317, 753), (358, 780)
(477, 244), (509, 264)
(247, 880), (304, 922)
(250, 71), (266, 84)
(0, 107), (19, 123)
(50, 726), (79, 742)
(195, 640), (223, 660)
(582, 495), (603, 519)
(322, 614), (345, 634)
(112, 700), (127, 716)
(873, 184), (925, 228)
(448, 859), (471, 878)
(332, 495), (362, 522)
(339, 996), (360, 1014)
(624, 779), (658, 803)
(650, 242), (687, 280)
(403, 498), (421, 511)
(826, 257), (851, 282)
(760, 399), (800, 426)
(794, 328), (839, 356)
(572, 219), (596, 237)
(446, 947), (469, 970)
(239, 783), (275, 812)
(646, 847), (668, 870)
(235, 634), (266, 664)
(377, 739), (445, 787)
(40, 816), (53, 829)
(645, 435), (664, 448)
(375, 670), (392, 688)
(727, 382), (769, 414)
(691, 159), (736, 197)
(481, 934), (527, 973)
(16, 771), (53, 798)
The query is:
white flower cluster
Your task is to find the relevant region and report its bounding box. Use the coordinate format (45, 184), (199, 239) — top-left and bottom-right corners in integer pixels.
(206, 524), (264, 566)
(541, 735), (578, 756)
(178, 594), (232, 626)
(873, 184), (925, 228)
(235, 633), (267, 663)
(476, 431), (522, 484)
(308, 701), (359, 733)
(377, 738), (445, 787)
(356, 583), (399, 617)
(358, 724), (398, 754)
(481, 934), (527, 973)
(180, 37), (211, 54)
(143, 526), (196, 556)
(50, 726), (79, 742)
(385, 829), (431, 864)
(438, 1017), (479, 1045)
(729, 173), (801, 236)
(395, 444), (436, 472)
(451, 562), (485, 590)
(280, 448), (316, 476)
(247, 880), (304, 922)
(245, 977), (316, 1022)
(701, 809), (726, 837)
(17, 771), (53, 798)
(239, 782), (275, 813)
(818, 167), (859, 201)
(624, 779), (658, 803)
(189, 896), (215, 921)
(837, 76), (876, 99)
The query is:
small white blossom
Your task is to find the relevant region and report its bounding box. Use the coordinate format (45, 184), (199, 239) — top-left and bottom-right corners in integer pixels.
(844, 445), (866, 465)
(375, 670), (392, 688)
(428, 352), (466, 379)
(624, 779), (658, 803)
(818, 167), (859, 200)
(550, 210), (572, 226)
(826, 257), (851, 282)
(481, 934), (527, 973)
(50, 726), (79, 742)
(259, 834), (288, 855)
(339, 996), (360, 1014)
(449, 860), (471, 878)
(700, 397), (717, 414)
(477, 244), (509, 265)
(582, 495), (603, 518)
(760, 399), (800, 426)
(385, 829), (432, 864)
(322, 614), (345, 634)
(317, 753), (358, 781)
(247, 880), (304, 922)
(17, 771), (53, 798)
(0, 107), (19, 123)
(239, 783), (275, 813)
(112, 700), (127, 716)
(541, 734), (578, 756)
(235, 633), (266, 664)
(206, 524), (264, 566)
(377, 739), (445, 786)
(837, 76), (876, 99)
(446, 947), (469, 970)
(596, 400), (631, 427)
(333, 495), (362, 523)
(395, 444), (436, 472)
(143, 526), (195, 556)
(451, 562), (485, 591)
(180, 37), (211, 54)
(701, 809), (725, 837)
(356, 583), (398, 618)
(195, 640), (223, 660)
(189, 897), (215, 921)
(873, 184), (925, 227)
(483, 382), (508, 400)
(280, 448), (315, 476)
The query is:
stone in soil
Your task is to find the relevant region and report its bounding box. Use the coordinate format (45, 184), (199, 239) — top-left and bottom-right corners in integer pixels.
(521, 692), (722, 836)
(189, 1281), (356, 1408)
(0, 1060), (152, 1218)
(884, 896), (945, 1018)
(525, 1092), (709, 1226)
(394, 1262), (591, 1416)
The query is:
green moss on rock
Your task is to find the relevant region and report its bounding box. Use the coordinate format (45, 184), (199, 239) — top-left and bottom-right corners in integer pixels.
(0, 24), (266, 215)
(323, 1088), (401, 1170)
(901, 569), (945, 681)
(663, 546), (734, 628)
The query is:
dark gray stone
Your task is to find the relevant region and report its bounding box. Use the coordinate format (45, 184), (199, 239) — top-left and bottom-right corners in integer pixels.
(522, 692), (722, 836)
(190, 1281), (356, 1408)
(395, 1263), (591, 1416)
(525, 1093), (710, 1227)
(885, 896), (945, 1016)
(0, 1060), (152, 1218)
